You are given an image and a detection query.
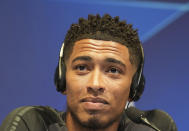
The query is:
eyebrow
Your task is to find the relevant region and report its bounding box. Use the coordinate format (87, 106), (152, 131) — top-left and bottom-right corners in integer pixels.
(72, 56), (92, 64)
(71, 56), (126, 69)
(105, 58), (126, 69)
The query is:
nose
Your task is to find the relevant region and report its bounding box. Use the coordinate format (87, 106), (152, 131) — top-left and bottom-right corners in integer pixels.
(87, 68), (105, 96)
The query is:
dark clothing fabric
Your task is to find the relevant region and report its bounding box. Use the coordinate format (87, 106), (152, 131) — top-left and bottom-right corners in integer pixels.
(0, 106), (157, 131)
(48, 120), (155, 131)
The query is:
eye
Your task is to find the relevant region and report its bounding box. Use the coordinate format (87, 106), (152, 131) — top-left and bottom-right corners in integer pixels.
(73, 64), (91, 75)
(75, 65), (87, 71)
(106, 67), (121, 74)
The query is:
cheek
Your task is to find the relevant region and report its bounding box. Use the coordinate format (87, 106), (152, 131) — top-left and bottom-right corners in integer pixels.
(108, 78), (131, 107)
(65, 71), (86, 101)
(113, 86), (130, 104)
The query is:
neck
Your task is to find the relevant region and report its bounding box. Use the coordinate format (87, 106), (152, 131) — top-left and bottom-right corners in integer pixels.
(66, 112), (121, 131)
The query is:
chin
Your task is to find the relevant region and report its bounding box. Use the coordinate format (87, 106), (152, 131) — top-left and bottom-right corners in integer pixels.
(80, 115), (116, 130)
(71, 109), (119, 130)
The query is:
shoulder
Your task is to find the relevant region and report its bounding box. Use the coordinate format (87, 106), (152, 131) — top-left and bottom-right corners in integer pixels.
(119, 113), (156, 131)
(123, 119), (156, 131)
(122, 107), (177, 131)
(0, 106), (65, 131)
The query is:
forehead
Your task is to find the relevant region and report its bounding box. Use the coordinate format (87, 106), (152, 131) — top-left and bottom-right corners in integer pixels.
(68, 39), (133, 67)
(72, 39), (129, 56)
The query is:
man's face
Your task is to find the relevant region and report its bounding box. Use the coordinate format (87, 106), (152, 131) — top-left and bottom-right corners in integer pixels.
(65, 39), (136, 129)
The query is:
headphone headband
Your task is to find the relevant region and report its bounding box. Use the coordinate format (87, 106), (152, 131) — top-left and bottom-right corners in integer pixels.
(59, 43), (64, 79)
(137, 45), (144, 85)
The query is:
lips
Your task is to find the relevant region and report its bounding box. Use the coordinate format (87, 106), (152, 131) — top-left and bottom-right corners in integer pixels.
(80, 97), (109, 104)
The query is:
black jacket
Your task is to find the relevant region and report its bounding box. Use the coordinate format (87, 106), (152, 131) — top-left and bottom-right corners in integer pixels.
(0, 106), (175, 131)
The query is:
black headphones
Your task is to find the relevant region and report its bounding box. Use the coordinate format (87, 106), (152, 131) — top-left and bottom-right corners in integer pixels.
(54, 42), (145, 102)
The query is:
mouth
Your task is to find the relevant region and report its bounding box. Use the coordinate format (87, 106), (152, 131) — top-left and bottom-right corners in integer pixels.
(80, 97), (109, 104)
(80, 97), (109, 111)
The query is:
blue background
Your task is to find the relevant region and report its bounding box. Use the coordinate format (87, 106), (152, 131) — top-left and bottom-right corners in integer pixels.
(0, 0), (189, 130)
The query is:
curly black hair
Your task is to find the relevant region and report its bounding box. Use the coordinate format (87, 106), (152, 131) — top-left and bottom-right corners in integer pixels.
(55, 14), (145, 101)
(63, 14), (142, 68)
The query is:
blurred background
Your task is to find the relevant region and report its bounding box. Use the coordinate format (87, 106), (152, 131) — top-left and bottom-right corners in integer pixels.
(0, 0), (189, 130)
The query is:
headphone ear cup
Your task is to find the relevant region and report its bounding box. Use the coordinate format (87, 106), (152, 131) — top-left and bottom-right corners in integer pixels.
(129, 72), (138, 101)
(54, 65), (60, 91)
(129, 73), (145, 102)
(60, 62), (67, 92)
(54, 62), (66, 93)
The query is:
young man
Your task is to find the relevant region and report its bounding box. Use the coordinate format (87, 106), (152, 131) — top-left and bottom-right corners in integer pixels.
(3, 14), (176, 131)
(53, 14), (149, 131)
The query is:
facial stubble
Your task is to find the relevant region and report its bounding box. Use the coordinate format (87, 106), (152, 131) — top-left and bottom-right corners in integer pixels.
(67, 105), (122, 130)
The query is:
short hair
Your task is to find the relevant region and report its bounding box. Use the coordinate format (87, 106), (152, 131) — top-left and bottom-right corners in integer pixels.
(63, 14), (142, 68)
